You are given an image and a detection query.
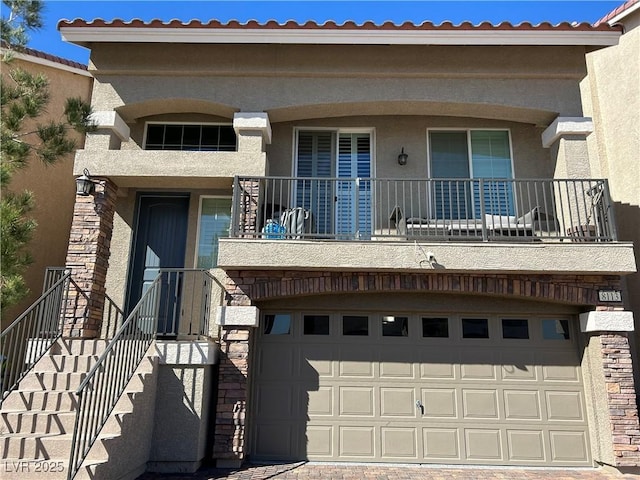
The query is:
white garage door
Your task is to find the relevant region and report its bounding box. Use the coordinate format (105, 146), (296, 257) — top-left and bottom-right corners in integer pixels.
(251, 312), (591, 466)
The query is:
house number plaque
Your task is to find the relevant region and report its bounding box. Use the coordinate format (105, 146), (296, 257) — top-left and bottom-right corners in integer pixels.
(598, 290), (622, 302)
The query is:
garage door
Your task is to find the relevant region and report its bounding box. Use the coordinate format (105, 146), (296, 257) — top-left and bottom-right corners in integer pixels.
(251, 312), (591, 466)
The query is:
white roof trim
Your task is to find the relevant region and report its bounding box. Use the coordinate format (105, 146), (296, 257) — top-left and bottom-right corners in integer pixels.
(607, 2), (640, 25)
(1, 49), (91, 77)
(60, 27), (621, 46)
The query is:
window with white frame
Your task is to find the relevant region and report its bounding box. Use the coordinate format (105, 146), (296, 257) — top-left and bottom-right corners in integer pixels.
(145, 123), (236, 151)
(428, 130), (515, 218)
(196, 197), (232, 268)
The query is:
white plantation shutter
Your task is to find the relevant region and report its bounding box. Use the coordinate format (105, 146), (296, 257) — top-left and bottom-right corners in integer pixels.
(336, 133), (372, 238)
(296, 131), (334, 234)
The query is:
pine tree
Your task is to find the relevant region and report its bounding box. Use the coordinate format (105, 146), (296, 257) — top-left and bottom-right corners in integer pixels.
(1, 0), (95, 312)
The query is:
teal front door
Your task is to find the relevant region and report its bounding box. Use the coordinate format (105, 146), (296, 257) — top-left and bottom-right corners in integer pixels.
(127, 194), (189, 335)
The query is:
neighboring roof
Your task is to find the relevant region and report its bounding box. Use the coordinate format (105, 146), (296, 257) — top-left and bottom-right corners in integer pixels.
(595, 0), (640, 26)
(1, 42), (90, 76)
(58, 19), (622, 47)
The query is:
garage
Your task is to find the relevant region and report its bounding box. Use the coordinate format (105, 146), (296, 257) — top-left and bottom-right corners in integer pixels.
(251, 311), (591, 466)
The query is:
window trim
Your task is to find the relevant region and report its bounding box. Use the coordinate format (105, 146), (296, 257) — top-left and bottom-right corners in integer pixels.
(143, 121), (236, 151)
(193, 195), (233, 269)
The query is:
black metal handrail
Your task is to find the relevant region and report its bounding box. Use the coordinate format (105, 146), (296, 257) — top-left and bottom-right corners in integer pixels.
(232, 177), (617, 242)
(67, 275), (161, 480)
(0, 271), (71, 405)
(102, 293), (125, 339)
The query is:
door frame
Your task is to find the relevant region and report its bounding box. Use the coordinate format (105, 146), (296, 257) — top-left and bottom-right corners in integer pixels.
(125, 192), (191, 316)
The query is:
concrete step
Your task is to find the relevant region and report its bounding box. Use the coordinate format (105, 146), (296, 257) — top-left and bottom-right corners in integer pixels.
(1, 391), (78, 413)
(18, 372), (87, 391)
(51, 339), (109, 356)
(1, 459), (68, 480)
(2, 411), (76, 435)
(35, 355), (100, 374)
(1, 432), (71, 460)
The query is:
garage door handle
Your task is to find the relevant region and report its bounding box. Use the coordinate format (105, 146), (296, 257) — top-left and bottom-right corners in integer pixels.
(416, 400), (424, 415)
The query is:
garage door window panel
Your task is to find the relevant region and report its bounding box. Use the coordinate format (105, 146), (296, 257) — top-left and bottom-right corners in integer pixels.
(382, 316), (409, 337)
(462, 318), (490, 339)
(542, 319), (570, 340)
(343, 315), (369, 336)
(304, 315), (330, 335)
(422, 317), (449, 338)
(264, 314), (292, 335)
(502, 319), (529, 339)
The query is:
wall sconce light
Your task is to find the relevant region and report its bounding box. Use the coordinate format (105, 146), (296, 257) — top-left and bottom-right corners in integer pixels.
(75, 168), (95, 196)
(397, 147), (408, 166)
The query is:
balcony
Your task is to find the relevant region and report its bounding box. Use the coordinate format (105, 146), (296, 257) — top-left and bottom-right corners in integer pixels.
(218, 176), (636, 275)
(73, 150), (267, 188)
(231, 176), (617, 242)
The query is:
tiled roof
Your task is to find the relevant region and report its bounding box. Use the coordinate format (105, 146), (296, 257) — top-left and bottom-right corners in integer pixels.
(2, 42), (88, 71)
(57, 18), (620, 32)
(595, 0), (640, 25)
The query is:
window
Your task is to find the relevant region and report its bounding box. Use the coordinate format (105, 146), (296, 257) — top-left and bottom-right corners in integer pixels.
(304, 315), (330, 335)
(145, 123), (236, 151)
(343, 315), (368, 336)
(264, 314), (291, 335)
(422, 317), (449, 338)
(429, 130), (514, 218)
(502, 319), (529, 339)
(462, 318), (489, 338)
(382, 316), (408, 337)
(196, 197), (232, 268)
(542, 319), (570, 340)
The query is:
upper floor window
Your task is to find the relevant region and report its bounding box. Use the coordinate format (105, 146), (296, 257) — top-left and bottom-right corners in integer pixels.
(428, 129), (514, 217)
(145, 123), (236, 151)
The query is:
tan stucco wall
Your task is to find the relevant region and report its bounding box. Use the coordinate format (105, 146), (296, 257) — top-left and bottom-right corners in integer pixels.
(148, 364), (213, 472)
(218, 238), (637, 275)
(268, 116), (551, 179)
(87, 44), (588, 125)
(1, 57), (92, 328)
(582, 10), (640, 387)
(581, 333), (616, 466)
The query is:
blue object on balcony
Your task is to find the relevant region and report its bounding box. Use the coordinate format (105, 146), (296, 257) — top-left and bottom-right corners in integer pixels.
(263, 219), (286, 239)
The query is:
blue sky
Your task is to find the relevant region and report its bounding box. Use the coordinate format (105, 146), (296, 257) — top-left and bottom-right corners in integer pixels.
(2, 0), (625, 64)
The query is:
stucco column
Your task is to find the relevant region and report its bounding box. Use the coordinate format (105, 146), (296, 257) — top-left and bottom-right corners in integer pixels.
(213, 327), (252, 467)
(63, 179), (117, 338)
(580, 308), (640, 469)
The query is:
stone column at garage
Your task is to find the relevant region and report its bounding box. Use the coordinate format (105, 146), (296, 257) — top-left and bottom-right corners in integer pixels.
(212, 306), (260, 467)
(580, 308), (640, 470)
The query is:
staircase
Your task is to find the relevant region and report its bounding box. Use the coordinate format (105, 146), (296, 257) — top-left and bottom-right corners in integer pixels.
(1, 338), (158, 480)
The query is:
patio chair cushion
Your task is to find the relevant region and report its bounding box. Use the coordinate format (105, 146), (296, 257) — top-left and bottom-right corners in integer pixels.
(517, 206), (539, 225)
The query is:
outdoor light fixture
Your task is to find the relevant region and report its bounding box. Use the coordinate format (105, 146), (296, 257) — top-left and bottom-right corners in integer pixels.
(75, 168), (95, 196)
(397, 147), (408, 166)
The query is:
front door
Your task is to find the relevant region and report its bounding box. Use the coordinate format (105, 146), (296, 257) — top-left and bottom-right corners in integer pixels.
(127, 194), (189, 335)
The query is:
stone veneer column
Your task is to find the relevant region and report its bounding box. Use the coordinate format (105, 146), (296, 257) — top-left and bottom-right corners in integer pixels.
(237, 179), (260, 237)
(600, 332), (640, 467)
(64, 179), (117, 338)
(213, 327), (251, 467)
(581, 308), (640, 469)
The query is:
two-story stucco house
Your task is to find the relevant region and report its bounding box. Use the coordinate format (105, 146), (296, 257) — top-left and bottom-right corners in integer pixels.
(1, 15), (639, 480)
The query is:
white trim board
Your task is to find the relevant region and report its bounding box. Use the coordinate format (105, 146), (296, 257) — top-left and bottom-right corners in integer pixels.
(60, 27), (621, 47)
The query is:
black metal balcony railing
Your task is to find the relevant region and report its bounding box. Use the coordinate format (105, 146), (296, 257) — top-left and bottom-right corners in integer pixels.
(232, 177), (616, 242)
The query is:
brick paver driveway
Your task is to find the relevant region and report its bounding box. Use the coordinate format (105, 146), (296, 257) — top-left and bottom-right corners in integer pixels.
(138, 462), (639, 480)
